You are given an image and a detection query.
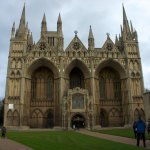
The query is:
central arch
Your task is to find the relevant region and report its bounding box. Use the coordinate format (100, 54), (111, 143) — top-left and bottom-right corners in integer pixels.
(71, 114), (85, 129)
(64, 59), (90, 78)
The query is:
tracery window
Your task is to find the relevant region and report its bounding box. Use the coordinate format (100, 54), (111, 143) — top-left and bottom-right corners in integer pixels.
(99, 67), (121, 100)
(31, 67), (54, 101)
(47, 76), (53, 100)
(99, 77), (106, 99)
(70, 67), (84, 89)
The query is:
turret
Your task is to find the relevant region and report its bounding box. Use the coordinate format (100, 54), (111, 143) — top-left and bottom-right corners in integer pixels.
(88, 25), (95, 50)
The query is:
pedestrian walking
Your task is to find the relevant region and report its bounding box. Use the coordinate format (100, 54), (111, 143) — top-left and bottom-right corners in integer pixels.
(136, 117), (146, 147)
(1, 126), (6, 138)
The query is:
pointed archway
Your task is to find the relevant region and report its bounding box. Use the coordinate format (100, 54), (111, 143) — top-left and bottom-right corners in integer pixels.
(64, 59), (90, 79)
(100, 109), (108, 127)
(69, 67), (85, 89)
(47, 111), (54, 128)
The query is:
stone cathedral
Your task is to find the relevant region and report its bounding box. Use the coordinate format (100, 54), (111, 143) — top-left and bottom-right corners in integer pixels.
(4, 5), (145, 129)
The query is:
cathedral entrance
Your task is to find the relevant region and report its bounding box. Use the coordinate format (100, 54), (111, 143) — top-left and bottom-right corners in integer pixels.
(100, 110), (108, 127)
(47, 112), (54, 128)
(71, 114), (85, 129)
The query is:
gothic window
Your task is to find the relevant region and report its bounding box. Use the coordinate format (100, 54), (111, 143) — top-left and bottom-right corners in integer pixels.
(99, 77), (106, 99)
(31, 67), (54, 101)
(99, 67), (121, 101)
(48, 37), (55, 46)
(47, 76), (53, 100)
(31, 79), (36, 100)
(70, 67), (84, 89)
(114, 80), (121, 99)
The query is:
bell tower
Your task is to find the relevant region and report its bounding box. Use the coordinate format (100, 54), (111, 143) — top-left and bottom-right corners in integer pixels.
(118, 5), (144, 124)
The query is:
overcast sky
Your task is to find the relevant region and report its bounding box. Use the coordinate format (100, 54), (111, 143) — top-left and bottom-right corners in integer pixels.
(0, 0), (150, 98)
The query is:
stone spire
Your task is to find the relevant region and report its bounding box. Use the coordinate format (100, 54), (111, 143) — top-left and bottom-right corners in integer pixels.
(15, 4), (26, 39)
(88, 25), (95, 50)
(57, 13), (63, 37)
(122, 5), (130, 34)
(41, 13), (47, 35)
(89, 25), (94, 39)
(57, 13), (62, 24)
(18, 3), (26, 33)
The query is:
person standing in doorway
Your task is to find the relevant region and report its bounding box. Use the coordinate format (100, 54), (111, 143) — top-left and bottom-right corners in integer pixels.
(136, 117), (146, 147)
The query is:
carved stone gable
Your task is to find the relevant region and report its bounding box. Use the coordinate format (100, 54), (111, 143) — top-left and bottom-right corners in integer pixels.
(34, 35), (51, 51)
(102, 36), (117, 51)
(65, 35), (87, 51)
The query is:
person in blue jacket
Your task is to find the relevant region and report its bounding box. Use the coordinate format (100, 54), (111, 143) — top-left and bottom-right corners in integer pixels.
(136, 117), (146, 147)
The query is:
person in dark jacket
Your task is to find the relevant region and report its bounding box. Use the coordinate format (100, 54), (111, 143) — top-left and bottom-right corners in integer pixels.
(136, 117), (146, 147)
(1, 126), (6, 138)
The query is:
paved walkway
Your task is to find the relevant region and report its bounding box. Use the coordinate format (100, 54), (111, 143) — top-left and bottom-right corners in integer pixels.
(77, 129), (150, 149)
(0, 138), (32, 150)
(0, 129), (150, 150)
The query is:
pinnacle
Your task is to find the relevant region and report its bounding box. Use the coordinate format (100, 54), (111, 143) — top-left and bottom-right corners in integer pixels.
(57, 13), (62, 23)
(42, 13), (46, 23)
(21, 3), (26, 25)
(89, 25), (94, 39)
(12, 22), (15, 29)
(122, 4), (128, 21)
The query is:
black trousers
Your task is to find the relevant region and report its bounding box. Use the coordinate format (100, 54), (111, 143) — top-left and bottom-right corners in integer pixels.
(137, 133), (146, 147)
(133, 130), (137, 138)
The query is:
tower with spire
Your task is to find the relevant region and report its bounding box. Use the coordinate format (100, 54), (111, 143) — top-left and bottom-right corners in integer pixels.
(4, 4), (144, 129)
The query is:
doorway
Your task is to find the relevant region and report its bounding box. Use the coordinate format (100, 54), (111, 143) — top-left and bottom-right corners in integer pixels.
(47, 111), (54, 128)
(71, 114), (85, 129)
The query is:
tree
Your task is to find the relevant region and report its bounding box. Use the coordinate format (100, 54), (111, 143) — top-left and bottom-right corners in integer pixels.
(0, 100), (4, 126)
(144, 88), (150, 93)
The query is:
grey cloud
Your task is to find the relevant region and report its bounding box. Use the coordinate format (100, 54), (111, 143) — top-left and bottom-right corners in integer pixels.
(0, 0), (150, 97)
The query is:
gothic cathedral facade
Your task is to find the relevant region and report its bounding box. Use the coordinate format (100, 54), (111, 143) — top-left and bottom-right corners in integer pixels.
(4, 5), (145, 129)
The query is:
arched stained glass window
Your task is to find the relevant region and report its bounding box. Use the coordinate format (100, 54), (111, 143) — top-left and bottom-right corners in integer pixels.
(99, 67), (121, 100)
(31, 67), (54, 101)
(70, 67), (84, 89)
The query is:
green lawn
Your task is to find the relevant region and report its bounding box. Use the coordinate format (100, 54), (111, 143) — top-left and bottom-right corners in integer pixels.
(7, 130), (145, 150)
(94, 128), (150, 139)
